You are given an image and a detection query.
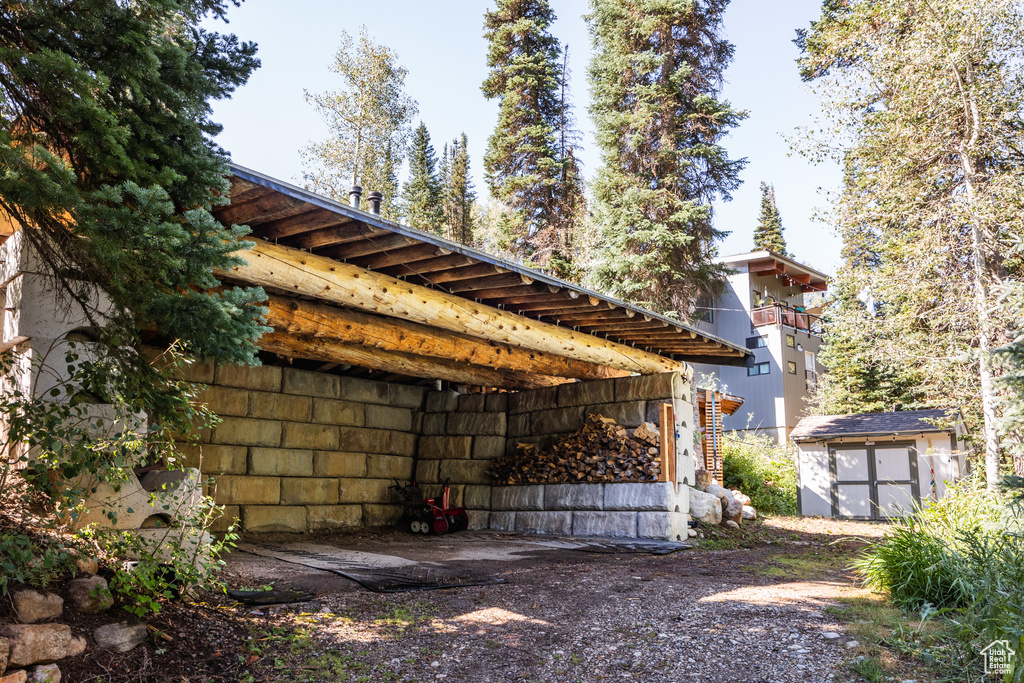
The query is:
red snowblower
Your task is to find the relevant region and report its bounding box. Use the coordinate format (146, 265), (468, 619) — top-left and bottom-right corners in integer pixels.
(390, 479), (469, 535)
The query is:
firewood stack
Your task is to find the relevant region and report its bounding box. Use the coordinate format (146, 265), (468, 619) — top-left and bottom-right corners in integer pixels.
(489, 414), (663, 485)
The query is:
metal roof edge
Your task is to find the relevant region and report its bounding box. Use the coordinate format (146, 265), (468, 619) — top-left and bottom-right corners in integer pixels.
(227, 162), (752, 362)
(791, 427), (957, 442)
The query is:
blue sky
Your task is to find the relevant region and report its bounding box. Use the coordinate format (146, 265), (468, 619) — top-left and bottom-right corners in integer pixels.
(208, 0), (842, 274)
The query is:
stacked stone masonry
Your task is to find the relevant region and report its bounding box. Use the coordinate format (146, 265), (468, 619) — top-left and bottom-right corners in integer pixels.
(176, 361), (425, 533)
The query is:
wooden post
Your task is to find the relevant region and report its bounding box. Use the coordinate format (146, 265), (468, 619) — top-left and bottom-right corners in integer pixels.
(658, 402), (675, 484)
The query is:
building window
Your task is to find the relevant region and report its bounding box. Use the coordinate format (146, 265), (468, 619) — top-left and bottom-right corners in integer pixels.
(745, 335), (768, 349)
(748, 362), (770, 376)
(693, 293), (713, 323)
(788, 361), (797, 374)
(786, 334), (795, 348)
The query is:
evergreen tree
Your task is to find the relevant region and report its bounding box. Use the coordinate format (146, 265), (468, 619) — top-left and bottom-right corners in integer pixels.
(302, 27), (417, 219)
(400, 122), (443, 232)
(0, 0), (266, 368)
(481, 0), (564, 263)
(798, 0), (1024, 489)
(441, 133), (477, 245)
(753, 182), (787, 255)
(587, 0), (746, 316)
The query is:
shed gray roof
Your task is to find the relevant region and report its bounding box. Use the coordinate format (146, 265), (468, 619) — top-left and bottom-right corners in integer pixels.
(790, 409), (961, 441)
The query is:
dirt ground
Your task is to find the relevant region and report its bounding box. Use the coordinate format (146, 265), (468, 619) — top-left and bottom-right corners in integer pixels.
(55, 516), (892, 683)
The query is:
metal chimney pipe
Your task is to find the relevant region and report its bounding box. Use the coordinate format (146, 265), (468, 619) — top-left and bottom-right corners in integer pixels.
(367, 191), (383, 215)
(349, 185), (362, 210)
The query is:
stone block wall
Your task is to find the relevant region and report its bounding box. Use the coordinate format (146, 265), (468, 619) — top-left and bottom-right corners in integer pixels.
(416, 391), (508, 529)
(176, 362), (425, 533)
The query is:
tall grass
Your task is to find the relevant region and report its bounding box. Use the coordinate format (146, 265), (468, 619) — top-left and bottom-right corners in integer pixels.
(721, 433), (798, 515)
(855, 476), (1024, 680)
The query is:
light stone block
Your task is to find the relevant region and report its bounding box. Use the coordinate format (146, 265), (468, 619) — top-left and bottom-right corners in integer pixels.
(491, 485), (544, 511)
(367, 454), (414, 480)
(516, 511), (573, 536)
(544, 484), (603, 511)
(338, 427), (391, 454)
(307, 505), (362, 530)
(281, 478), (339, 505)
(488, 511), (517, 532)
(466, 509), (490, 530)
(243, 506), (306, 533)
(446, 412), (507, 436)
(339, 478), (393, 504)
(213, 476), (280, 505)
(281, 423), (339, 450)
(418, 436), (472, 460)
(572, 511), (638, 538)
(604, 482), (682, 512)
(198, 385), (248, 417)
(439, 459), (492, 484)
(282, 368), (340, 398)
(509, 386), (558, 414)
(637, 511), (690, 541)
(425, 390), (459, 413)
(249, 448), (313, 477)
(557, 380), (615, 408)
(586, 401), (645, 428)
(389, 431), (417, 457)
(365, 404), (413, 431)
(456, 393), (487, 412)
(415, 460), (440, 483)
(211, 417), (281, 447)
(421, 413), (447, 435)
(507, 413), (530, 438)
(312, 398), (365, 426)
(177, 443), (246, 474)
(339, 376), (390, 405)
(362, 504), (402, 527)
(248, 392), (312, 422)
(313, 451), (367, 478)
(213, 364), (282, 392)
(472, 436), (506, 460)
(209, 505), (240, 533)
(485, 393), (509, 413)
(463, 485), (492, 510)
(531, 406), (585, 435)
(389, 383), (425, 409)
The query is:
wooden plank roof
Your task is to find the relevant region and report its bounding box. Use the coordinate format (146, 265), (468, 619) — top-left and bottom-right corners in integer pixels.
(216, 164), (752, 369)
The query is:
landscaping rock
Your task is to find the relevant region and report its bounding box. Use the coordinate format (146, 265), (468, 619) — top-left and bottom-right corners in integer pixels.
(742, 505), (757, 520)
(11, 592), (62, 624)
(704, 483), (727, 499)
(723, 497), (744, 526)
(0, 625), (71, 667)
(0, 636), (8, 673)
(25, 664), (59, 683)
(92, 622), (147, 653)
(0, 670), (27, 683)
(845, 640), (860, 648)
(67, 576), (112, 614)
(687, 528), (697, 538)
(64, 637), (86, 658)
(724, 519), (740, 529)
(694, 469), (716, 490)
(688, 487), (722, 526)
(822, 632), (840, 640)
(732, 490), (752, 506)
(73, 557), (98, 575)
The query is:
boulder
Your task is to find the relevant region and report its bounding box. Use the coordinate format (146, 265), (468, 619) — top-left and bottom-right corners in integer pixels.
(92, 622), (147, 653)
(25, 665), (59, 683)
(0, 625), (71, 667)
(704, 483), (727, 499)
(73, 557), (98, 576)
(722, 497), (744, 526)
(731, 490), (752, 506)
(742, 505), (757, 520)
(687, 528), (697, 538)
(64, 637), (86, 658)
(11, 592), (63, 624)
(724, 519), (740, 530)
(694, 469), (716, 490)
(688, 487), (722, 526)
(0, 670), (27, 683)
(1, 635), (9, 673)
(67, 576), (112, 614)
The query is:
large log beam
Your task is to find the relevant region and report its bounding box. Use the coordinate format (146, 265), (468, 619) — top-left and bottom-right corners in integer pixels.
(258, 330), (565, 390)
(222, 240), (688, 376)
(265, 295), (629, 381)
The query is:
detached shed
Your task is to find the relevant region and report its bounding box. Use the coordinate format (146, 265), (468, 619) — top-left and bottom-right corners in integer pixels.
(791, 409), (968, 520)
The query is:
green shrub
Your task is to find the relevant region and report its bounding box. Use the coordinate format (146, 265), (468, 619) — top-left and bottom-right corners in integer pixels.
(721, 433), (798, 515)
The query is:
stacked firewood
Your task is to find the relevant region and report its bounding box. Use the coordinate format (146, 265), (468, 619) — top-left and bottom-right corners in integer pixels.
(489, 414), (662, 485)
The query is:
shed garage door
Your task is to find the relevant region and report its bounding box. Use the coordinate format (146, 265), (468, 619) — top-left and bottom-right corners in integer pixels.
(830, 443), (920, 519)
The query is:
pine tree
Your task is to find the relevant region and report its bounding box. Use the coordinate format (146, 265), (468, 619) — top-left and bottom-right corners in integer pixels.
(441, 133), (477, 245)
(400, 122), (443, 232)
(482, 0), (565, 263)
(302, 27), (417, 219)
(798, 0), (1024, 489)
(0, 0), (266, 369)
(753, 182), (787, 255)
(587, 0), (747, 316)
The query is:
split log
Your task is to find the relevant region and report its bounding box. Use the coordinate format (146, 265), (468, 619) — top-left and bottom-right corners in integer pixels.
(221, 240), (689, 376)
(264, 295), (629, 382)
(258, 331), (566, 390)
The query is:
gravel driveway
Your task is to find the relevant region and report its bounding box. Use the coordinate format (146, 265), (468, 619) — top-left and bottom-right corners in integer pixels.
(224, 517), (886, 682)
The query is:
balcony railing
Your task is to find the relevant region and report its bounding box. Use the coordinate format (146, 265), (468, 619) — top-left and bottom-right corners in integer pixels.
(751, 303), (824, 335)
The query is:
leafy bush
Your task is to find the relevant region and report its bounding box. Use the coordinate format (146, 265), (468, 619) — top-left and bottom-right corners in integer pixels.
(721, 433), (798, 515)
